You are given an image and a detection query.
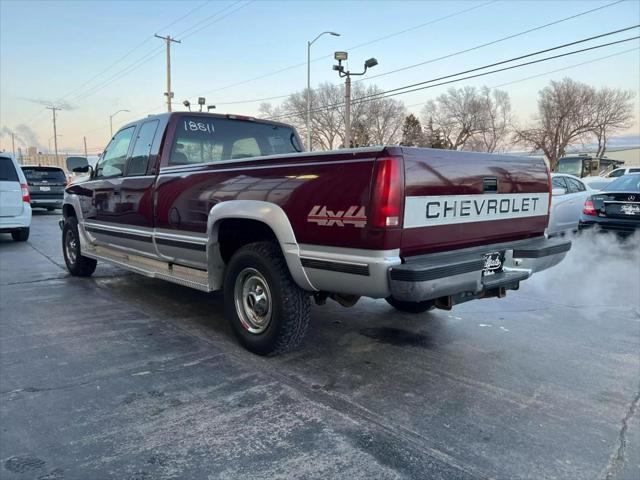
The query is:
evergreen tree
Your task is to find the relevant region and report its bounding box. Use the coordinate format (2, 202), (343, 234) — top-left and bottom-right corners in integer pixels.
(400, 114), (425, 146)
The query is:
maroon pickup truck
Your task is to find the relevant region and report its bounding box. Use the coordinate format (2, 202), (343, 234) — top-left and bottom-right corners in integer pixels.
(62, 112), (570, 355)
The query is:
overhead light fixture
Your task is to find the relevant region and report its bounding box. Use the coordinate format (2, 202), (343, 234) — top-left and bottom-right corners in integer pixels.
(334, 51), (348, 61)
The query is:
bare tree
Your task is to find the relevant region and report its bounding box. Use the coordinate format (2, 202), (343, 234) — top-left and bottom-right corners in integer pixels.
(514, 78), (599, 169)
(421, 86), (485, 150)
(469, 87), (512, 152)
(590, 88), (635, 157)
(262, 82), (406, 150)
(362, 86), (406, 145)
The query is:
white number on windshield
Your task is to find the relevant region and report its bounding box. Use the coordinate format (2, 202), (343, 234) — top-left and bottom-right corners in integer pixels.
(184, 121), (214, 134)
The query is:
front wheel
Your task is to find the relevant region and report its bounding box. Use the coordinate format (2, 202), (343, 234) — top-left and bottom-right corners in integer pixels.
(386, 296), (435, 313)
(62, 217), (97, 277)
(224, 241), (310, 355)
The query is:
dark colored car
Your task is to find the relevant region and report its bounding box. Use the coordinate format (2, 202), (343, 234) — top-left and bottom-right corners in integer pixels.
(21, 165), (66, 211)
(579, 173), (640, 236)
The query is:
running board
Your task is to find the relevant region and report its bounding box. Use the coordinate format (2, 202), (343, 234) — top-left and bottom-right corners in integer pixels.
(83, 244), (212, 292)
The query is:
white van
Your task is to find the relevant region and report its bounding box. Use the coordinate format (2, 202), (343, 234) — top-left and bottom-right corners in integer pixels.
(0, 153), (32, 241)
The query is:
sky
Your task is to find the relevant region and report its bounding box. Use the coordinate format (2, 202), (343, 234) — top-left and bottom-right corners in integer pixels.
(1, 0), (639, 155)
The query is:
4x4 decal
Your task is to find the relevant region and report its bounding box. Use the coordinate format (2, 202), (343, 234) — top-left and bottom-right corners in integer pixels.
(307, 205), (367, 228)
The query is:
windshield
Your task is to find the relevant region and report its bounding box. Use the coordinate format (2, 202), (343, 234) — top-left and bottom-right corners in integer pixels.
(603, 174), (640, 192)
(556, 158), (583, 176)
(170, 116), (302, 166)
(22, 167), (66, 182)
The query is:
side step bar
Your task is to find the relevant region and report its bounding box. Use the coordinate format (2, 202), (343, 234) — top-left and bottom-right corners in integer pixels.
(82, 244), (212, 292)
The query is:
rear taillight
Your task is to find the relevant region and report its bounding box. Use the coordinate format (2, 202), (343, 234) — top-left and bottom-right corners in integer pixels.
(583, 199), (597, 216)
(20, 183), (30, 203)
(370, 156), (404, 228)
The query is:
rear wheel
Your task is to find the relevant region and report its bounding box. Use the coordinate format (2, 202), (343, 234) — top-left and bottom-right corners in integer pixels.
(386, 296), (435, 314)
(62, 217), (97, 277)
(11, 228), (29, 242)
(224, 241), (310, 355)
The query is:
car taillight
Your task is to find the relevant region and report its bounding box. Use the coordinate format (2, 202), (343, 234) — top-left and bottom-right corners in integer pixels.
(20, 183), (30, 203)
(583, 199), (597, 216)
(370, 156), (404, 228)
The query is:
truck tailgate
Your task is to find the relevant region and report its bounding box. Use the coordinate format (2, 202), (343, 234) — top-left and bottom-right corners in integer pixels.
(400, 148), (550, 256)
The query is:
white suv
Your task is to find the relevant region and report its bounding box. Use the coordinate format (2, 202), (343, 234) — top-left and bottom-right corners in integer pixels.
(0, 153), (32, 241)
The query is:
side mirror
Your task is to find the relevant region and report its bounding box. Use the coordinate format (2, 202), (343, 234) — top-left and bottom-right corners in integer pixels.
(552, 187), (566, 196)
(67, 156), (89, 173)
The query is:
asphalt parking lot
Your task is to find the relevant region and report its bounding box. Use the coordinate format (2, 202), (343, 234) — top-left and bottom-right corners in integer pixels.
(0, 211), (638, 480)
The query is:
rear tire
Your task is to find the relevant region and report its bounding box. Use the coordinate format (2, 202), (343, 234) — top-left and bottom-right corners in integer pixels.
(224, 241), (310, 355)
(62, 217), (97, 277)
(11, 228), (29, 242)
(386, 296), (435, 314)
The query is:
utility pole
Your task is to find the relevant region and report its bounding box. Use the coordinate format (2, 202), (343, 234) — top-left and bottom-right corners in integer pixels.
(83, 136), (88, 159)
(155, 34), (181, 112)
(11, 132), (16, 159)
(46, 106), (62, 163)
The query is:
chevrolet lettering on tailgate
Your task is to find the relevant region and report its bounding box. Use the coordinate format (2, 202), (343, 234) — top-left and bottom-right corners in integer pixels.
(404, 193), (549, 228)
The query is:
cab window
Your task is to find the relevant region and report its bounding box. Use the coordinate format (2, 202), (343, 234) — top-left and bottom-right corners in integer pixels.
(97, 127), (135, 178)
(127, 121), (159, 176)
(609, 169), (625, 178)
(169, 116), (301, 166)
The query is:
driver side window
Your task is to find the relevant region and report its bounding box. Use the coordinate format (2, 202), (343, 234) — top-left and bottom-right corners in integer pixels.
(97, 127), (135, 178)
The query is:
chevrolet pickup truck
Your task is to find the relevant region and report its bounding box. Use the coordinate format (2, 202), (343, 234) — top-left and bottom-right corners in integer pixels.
(62, 112), (570, 355)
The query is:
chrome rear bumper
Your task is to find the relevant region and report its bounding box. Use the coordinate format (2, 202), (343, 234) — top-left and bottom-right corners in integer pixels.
(389, 236), (571, 303)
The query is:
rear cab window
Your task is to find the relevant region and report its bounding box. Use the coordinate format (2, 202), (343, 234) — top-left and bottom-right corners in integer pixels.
(0, 157), (19, 182)
(127, 120), (159, 176)
(21, 167), (66, 183)
(168, 116), (302, 166)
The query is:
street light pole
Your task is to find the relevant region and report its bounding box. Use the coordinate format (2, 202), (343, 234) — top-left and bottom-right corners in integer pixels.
(109, 109), (130, 137)
(306, 31), (339, 151)
(344, 75), (351, 149)
(333, 53), (378, 149)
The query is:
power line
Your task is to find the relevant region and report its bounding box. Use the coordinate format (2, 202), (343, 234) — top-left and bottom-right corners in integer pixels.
(178, 1), (251, 40)
(66, 2), (252, 106)
(212, 0), (628, 107)
(266, 34), (640, 120)
(17, 1), (213, 126)
(488, 47), (639, 89)
(401, 47), (639, 109)
(351, 25), (640, 104)
(359, 0), (626, 83)
(193, 0), (499, 97)
(57, 1), (213, 104)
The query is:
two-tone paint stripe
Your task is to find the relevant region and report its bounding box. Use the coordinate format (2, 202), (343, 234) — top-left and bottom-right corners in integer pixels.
(84, 223), (207, 251)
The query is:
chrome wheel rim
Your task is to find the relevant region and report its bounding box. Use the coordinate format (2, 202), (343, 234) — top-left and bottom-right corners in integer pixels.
(65, 229), (77, 264)
(234, 267), (272, 334)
